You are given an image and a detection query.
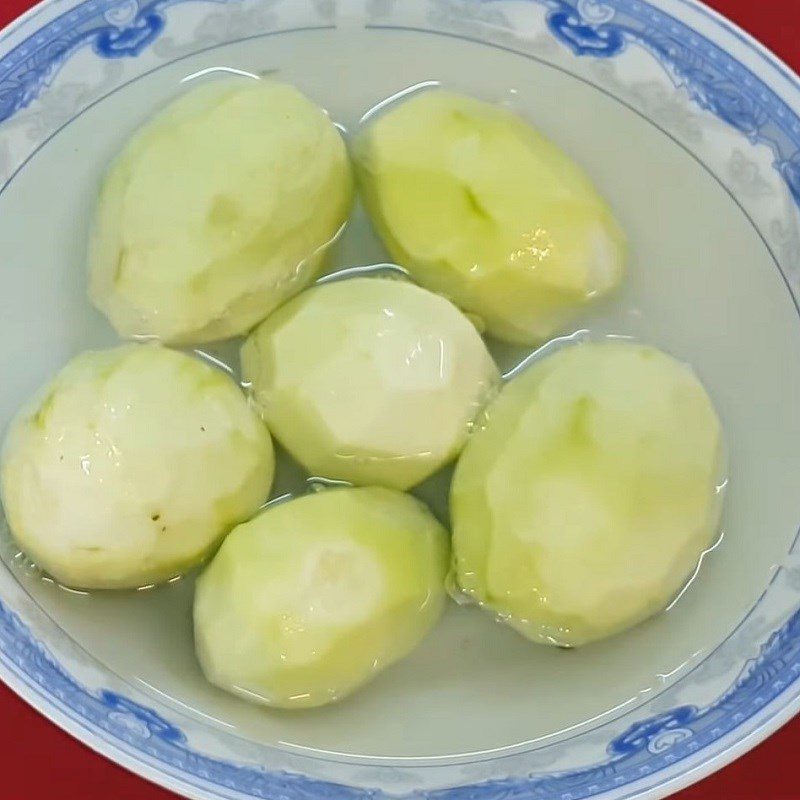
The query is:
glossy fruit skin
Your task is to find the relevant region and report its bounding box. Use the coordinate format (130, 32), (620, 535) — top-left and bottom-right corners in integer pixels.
(450, 341), (725, 647)
(354, 90), (626, 344)
(90, 80), (353, 344)
(194, 486), (450, 709)
(0, 344), (274, 589)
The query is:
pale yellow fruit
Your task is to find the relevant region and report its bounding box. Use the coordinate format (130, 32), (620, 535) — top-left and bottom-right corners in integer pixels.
(0, 345), (274, 589)
(194, 487), (449, 709)
(354, 90), (626, 344)
(241, 277), (499, 490)
(451, 341), (725, 646)
(90, 80), (353, 344)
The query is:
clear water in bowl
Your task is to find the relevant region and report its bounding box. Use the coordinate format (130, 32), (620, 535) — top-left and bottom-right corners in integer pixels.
(1, 26), (799, 762)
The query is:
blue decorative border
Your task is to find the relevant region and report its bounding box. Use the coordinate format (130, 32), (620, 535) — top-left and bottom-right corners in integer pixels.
(0, 0), (232, 122)
(1, 0), (800, 798)
(540, 0), (800, 206)
(1, 595), (799, 800)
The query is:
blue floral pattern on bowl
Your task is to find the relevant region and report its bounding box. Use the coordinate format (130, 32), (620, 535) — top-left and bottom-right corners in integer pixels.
(1, 594), (799, 800)
(0, 1), (799, 798)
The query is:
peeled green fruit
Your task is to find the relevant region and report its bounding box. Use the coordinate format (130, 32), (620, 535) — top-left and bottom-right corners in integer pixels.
(90, 80), (353, 344)
(241, 276), (499, 490)
(194, 487), (449, 709)
(354, 90), (626, 344)
(0, 345), (274, 589)
(451, 341), (725, 646)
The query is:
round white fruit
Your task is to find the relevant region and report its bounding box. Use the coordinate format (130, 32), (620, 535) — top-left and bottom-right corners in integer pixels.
(0, 345), (274, 589)
(241, 276), (499, 490)
(354, 90), (626, 344)
(194, 486), (449, 709)
(90, 80), (353, 344)
(450, 341), (725, 646)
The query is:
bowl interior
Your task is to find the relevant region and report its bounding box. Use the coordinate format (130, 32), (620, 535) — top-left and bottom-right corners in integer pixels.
(1, 24), (800, 762)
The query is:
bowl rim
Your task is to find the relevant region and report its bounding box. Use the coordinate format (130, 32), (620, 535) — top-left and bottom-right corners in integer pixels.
(0, 1), (799, 799)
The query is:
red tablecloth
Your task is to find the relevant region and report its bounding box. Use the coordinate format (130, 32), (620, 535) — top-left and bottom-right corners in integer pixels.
(0, 1), (798, 798)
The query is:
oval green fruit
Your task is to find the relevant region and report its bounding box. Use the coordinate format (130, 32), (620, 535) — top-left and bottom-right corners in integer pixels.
(354, 90), (626, 344)
(0, 345), (274, 589)
(241, 277), (500, 490)
(194, 487), (449, 709)
(90, 80), (353, 344)
(450, 341), (725, 646)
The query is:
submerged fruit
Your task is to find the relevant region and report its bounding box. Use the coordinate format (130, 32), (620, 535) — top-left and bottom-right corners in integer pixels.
(241, 276), (499, 490)
(194, 486), (449, 708)
(450, 341), (725, 646)
(354, 90), (626, 344)
(90, 80), (353, 344)
(0, 345), (274, 589)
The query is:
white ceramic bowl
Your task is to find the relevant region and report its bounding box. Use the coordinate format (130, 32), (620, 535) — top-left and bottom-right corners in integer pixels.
(1, 1), (800, 798)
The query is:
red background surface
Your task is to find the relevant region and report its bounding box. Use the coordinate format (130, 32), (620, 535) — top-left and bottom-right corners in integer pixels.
(0, 0), (798, 797)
